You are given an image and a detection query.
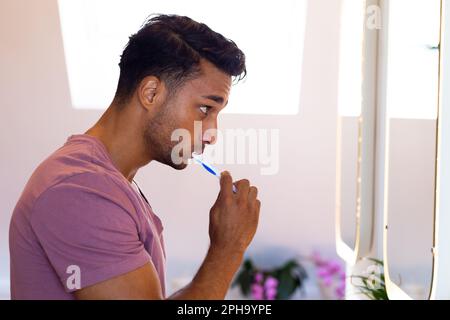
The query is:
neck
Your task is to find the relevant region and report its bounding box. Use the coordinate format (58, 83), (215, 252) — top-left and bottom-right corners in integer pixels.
(85, 103), (152, 182)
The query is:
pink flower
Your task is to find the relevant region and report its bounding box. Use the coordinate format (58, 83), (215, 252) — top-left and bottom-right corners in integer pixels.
(321, 274), (333, 287)
(251, 284), (264, 300)
(264, 276), (279, 289)
(254, 272), (264, 284)
(317, 266), (332, 279)
(312, 252), (346, 299)
(311, 251), (326, 267)
(327, 260), (342, 274)
(336, 286), (345, 299)
(266, 287), (277, 300)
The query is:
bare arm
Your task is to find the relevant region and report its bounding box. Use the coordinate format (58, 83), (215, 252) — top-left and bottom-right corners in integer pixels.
(75, 172), (260, 300)
(169, 246), (244, 300)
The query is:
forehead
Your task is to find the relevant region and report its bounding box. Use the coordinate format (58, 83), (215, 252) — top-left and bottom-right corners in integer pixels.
(180, 60), (232, 99)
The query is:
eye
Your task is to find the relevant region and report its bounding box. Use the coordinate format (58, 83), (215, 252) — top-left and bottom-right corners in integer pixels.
(199, 105), (212, 115)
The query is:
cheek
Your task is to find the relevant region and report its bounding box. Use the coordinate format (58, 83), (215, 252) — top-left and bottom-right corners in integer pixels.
(167, 109), (202, 145)
(173, 104), (196, 126)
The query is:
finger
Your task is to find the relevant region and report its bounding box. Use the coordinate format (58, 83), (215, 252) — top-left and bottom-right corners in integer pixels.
(248, 186), (258, 202)
(255, 199), (261, 214)
(235, 179), (250, 198)
(219, 171), (233, 198)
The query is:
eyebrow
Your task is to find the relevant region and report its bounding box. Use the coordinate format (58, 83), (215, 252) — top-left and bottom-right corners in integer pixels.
(202, 95), (226, 106)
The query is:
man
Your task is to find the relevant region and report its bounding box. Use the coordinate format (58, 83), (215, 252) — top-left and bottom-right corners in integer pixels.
(9, 14), (260, 299)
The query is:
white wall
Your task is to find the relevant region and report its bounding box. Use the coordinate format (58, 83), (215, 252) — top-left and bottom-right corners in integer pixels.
(0, 0), (342, 299)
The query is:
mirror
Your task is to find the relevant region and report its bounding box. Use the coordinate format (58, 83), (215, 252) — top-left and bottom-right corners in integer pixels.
(336, 0), (378, 263)
(431, 0), (450, 300)
(383, 0), (441, 300)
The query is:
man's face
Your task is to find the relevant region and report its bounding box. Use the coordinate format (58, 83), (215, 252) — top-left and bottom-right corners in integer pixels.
(143, 60), (232, 169)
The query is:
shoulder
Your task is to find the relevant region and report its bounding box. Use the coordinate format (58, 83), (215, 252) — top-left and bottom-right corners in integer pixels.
(27, 136), (137, 215)
(30, 171), (139, 229)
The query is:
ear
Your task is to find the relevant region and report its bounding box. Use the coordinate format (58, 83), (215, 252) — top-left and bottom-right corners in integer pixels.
(138, 76), (163, 111)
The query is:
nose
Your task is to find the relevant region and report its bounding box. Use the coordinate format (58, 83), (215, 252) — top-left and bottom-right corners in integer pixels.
(202, 129), (217, 145)
(202, 117), (217, 148)
(202, 120), (218, 146)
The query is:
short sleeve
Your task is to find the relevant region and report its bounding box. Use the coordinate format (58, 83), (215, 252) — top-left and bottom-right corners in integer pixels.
(30, 173), (151, 292)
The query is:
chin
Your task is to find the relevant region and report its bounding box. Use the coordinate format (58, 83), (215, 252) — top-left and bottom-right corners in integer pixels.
(170, 162), (188, 170)
(159, 157), (189, 170)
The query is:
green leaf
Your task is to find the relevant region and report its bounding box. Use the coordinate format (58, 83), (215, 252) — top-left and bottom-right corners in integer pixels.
(232, 260), (256, 296)
(365, 257), (384, 266)
(350, 259), (388, 300)
(276, 269), (297, 299)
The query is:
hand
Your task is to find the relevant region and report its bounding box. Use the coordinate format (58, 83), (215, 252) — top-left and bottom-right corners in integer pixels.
(208, 171), (261, 255)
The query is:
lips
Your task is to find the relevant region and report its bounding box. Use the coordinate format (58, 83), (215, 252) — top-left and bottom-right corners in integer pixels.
(190, 145), (206, 157)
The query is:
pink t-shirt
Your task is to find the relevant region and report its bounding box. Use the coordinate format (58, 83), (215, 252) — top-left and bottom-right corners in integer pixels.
(9, 134), (166, 299)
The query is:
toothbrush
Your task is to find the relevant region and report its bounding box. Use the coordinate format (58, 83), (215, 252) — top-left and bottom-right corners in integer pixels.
(191, 153), (237, 193)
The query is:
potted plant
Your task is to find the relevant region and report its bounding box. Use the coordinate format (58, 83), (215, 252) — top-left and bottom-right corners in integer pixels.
(350, 258), (388, 300)
(232, 258), (308, 300)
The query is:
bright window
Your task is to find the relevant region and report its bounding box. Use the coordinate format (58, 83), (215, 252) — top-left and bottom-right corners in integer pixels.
(337, 0), (366, 117)
(57, 0), (307, 114)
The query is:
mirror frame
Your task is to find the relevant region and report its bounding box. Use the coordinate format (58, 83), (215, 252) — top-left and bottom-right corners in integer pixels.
(383, 0), (443, 300)
(336, 0), (379, 264)
(430, 0), (450, 300)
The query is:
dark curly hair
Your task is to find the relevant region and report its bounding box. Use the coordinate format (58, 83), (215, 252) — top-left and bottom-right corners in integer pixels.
(114, 14), (247, 105)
